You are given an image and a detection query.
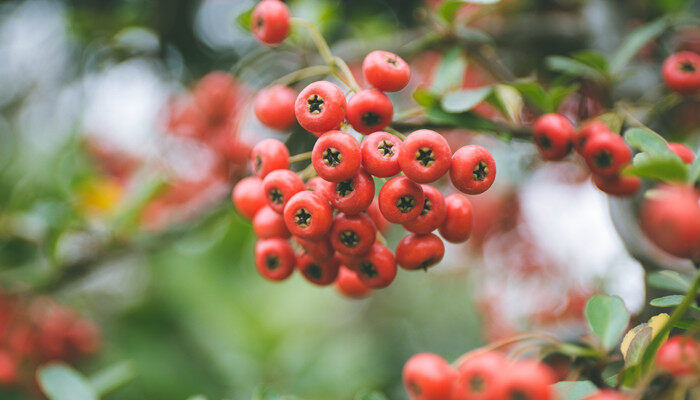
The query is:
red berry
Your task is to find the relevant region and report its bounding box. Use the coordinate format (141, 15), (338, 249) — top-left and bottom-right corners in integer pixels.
(312, 130), (362, 182)
(250, 0), (290, 46)
(335, 267), (372, 299)
(367, 199), (389, 233)
(283, 191), (333, 239)
(254, 238), (296, 281)
(306, 177), (335, 203)
(330, 213), (377, 256)
(67, 319), (101, 355)
(254, 85), (297, 130)
(591, 174), (641, 198)
(453, 351), (507, 400)
(399, 130), (452, 183)
(584, 390), (633, 400)
(641, 185), (700, 260)
(295, 81), (347, 135)
(297, 254), (340, 286)
(403, 353), (457, 400)
(251, 138), (290, 178)
(346, 89), (394, 134)
(0, 351), (17, 385)
(576, 120), (611, 154)
(396, 233), (445, 271)
(532, 113), (575, 161)
(331, 169), (375, 215)
(363, 50), (411, 92)
(361, 131), (402, 177)
(668, 142), (695, 164)
(662, 51), (700, 93)
(439, 194), (473, 243)
(378, 176), (425, 223)
(262, 169), (305, 213)
(232, 177), (267, 220)
(403, 185), (446, 234)
(501, 360), (556, 400)
(450, 145), (496, 195)
(253, 205), (291, 239)
(656, 336), (699, 377)
(295, 236), (334, 263)
(582, 133), (632, 177)
(335, 252), (363, 271)
(356, 243), (397, 289)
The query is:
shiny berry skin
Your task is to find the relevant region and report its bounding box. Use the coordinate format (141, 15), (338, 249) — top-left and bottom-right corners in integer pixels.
(361, 131), (402, 177)
(0, 351), (17, 385)
(254, 85), (297, 130)
(576, 120), (611, 154)
(453, 351), (507, 400)
(439, 194), (473, 243)
(312, 130), (362, 182)
(283, 191), (333, 239)
(403, 353), (457, 400)
(254, 238), (296, 281)
(641, 185), (700, 260)
(250, 0), (290, 46)
(367, 199), (389, 233)
(363, 50), (411, 92)
(656, 336), (699, 377)
(251, 138), (290, 178)
(591, 174), (641, 198)
(346, 89), (394, 134)
(399, 130), (452, 184)
(335, 267), (372, 299)
(232, 177), (267, 220)
(356, 243), (397, 289)
(532, 113), (575, 161)
(295, 236), (334, 263)
(335, 252), (363, 271)
(662, 51), (700, 93)
(396, 233), (445, 271)
(668, 142), (695, 164)
(262, 169), (305, 213)
(330, 213), (377, 256)
(297, 254), (340, 286)
(253, 205), (291, 239)
(306, 177), (334, 203)
(378, 176), (425, 223)
(584, 390), (633, 400)
(403, 185), (446, 234)
(331, 169), (375, 215)
(582, 133), (632, 177)
(501, 361), (556, 400)
(295, 81), (347, 135)
(450, 145), (496, 195)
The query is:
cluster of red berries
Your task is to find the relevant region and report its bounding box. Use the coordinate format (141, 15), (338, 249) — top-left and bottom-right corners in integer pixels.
(0, 293), (100, 388)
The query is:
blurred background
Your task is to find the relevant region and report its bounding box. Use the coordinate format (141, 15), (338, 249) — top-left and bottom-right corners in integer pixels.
(0, 0), (698, 399)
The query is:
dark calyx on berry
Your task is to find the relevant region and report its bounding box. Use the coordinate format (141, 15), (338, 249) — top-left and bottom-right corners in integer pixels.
(420, 198), (432, 216)
(255, 155), (263, 171)
(307, 94), (325, 114)
(415, 147), (435, 167)
(472, 161), (489, 181)
(385, 56), (398, 66)
(322, 147), (342, 166)
(359, 261), (377, 278)
(396, 195), (416, 213)
(339, 230), (360, 247)
(269, 188), (284, 204)
(336, 179), (354, 197)
(378, 140), (395, 156)
(538, 135), (552, 149)
(418, 258), (436, 270)
(361, 111), (381, 127)
(680, 61), (696, 72)
(265, 255), (280, 270)
(306, 263), (322, 279)
(294, 208), (312, 227)
(593, 150), (613, 168)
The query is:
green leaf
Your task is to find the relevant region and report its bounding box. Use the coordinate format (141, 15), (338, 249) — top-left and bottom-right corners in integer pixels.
(647, 270), (691, 292)
(624, 326), (652, 366)
(689, 148), (700, 185)
(424, 107), (498, 132)
(88, 361), (135, 397)
(413, 88), (439, 108)
(572, 50), (609, 72)
(674, 319), (700, 330)
(610, 18), (668, 73)
(546, 56), (608, 82)
(625, 153), (689, 183)
(552, 381), (598, 400)
(439, 0), (500, 22)
(236, 6), (254, 32)
(650, 295), (684, 307)
(186, 396), (208, 400)
(623, 127), (672, 156)
(37, 363), (98, 400)
(549, 83), (579, 110)
(354, 390), (389, 400)
(431, 47), (467, 93)
(510, 81), (553, 113)
(441, 87), (493, 113)
(584, 295), (630, 351)
(455, 26), (494, 45)
(489, 85), (523, 123)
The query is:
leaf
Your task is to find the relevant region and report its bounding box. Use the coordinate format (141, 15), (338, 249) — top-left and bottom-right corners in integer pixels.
(624, 326), (652, 366)
(650, 295), (684, 307)
(623, 128), (673, 156)
(186, 396), (208, 400)
(441, 87), (493, 113)
(689, 148), (700, 185)
(37, 363), (98, 400)
(549, 83), (579, 110)
(625, 153), (689, 183)
(546, 56), (608, 82)
(424, 107), (498, 132)
(584, 295), (630, 351)
(489, 85), (523, 123)
(431, 47), (467, 93)
(647, 270), (691, 292)
(439, 0), (500, 22)
(552, 381), (598, 400)
(610, 18), (668, 73)
(510, 81), (552, 113)
(413, 88), (439, 108)
(88, 361), (135, 397)
(455, 26), (494, 45)
(354, 390), (389, 400)
(674, 319), (700, 330)
(236, 7), (254, 32)
(572, 50), (609, 72)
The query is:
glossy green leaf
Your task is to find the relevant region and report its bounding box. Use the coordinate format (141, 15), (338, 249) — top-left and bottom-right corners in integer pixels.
(546, 56), (608, 82)
(424, 107), (498, 132)
(674, 319), (700, 330)
(431, 47), (467, 93)
(623, 128), (673, 156)
(647, 270), (691, 293)
(354, 390), (389, 400)
(37, 363), (98, 400)
(625, 153), (689, 183)
(650, 295), (684, 307)
(439, 0), (500, 22)
(572, 50), (609, 72)
(510, 81), (552, 113)
(552, 381), (597, 400)
(610, 18), (668, 73)
(584, 295), (630, 351)
(441, 87), (492, 113)
(236, 7), (254, 32)
(549, 83), (579, 110)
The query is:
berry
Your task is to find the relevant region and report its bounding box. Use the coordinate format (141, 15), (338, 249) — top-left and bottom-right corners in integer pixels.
(253, 205), (291, 239)
(312, 130), (362, 182)
(295, 81), (347, 135)
(378, 176), (425, 223)
(295, 236), (334, 263)
(591, 174), (641, 198)
(403, 185), (446, 234)
(335, 267), (372, 299)
(297, 254), (340, 286)
(361, 131), (402, 177)
(640, 185), (700, 260)
(232, 177), (267, 220)
(439, 194), (473, 243)
(399, 130), (452, 184)
(262, 169), (305, 213)
(283, 191), (333, 239)
(450, 145), (496, 195)
(254, 85), (297, 130)
(403, 353), (457, 400)
(251, 138), (290, 178)
(356, 243), (397, 289)
(331, 169), (375, 215)
(0, 351), (17, 385)
(251, 0), (291, 46)
(396, 233), (445, 271)
(453, 351), (507, 400)
(335, 252), (363, 271)
(656, 336), (699, 377)
(668, 142), (695, 164)
(584, 390), (632, 400)
(346, 89), (394, 134)
(501, 361), (556, 400)
(363, 50), (411, 92)
(367, 199), (389, 233)
(306, 177), (335, 203)
(254, 238), (296, 281)
(532, 113), (575, 161)
(662, 51), (700, 93)
(576, 120), (611, 154)
(330, 213), (377, 256)
(582, 133), (632, 177)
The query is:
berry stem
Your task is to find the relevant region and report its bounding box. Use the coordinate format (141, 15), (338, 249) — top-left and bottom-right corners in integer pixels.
(297, 163), (317, 181)
(291, 18), (335, 66)
(289, 151), (313, 163)
(271, 65), (332, 87)
(394, 106), (424, 122)
(384, 126), (407, 140)
(333, 56), (361, 92)
(375, 231), (388, 245)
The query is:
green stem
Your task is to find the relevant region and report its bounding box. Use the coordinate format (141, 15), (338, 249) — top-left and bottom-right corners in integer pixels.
(333, 56), (361, 92)
(289, 151), (312, 163)
(291, 18), (334, 65)
(394, 106), (424, 122)
(384, 126), (406, 140)
(271, 65), (332, 87)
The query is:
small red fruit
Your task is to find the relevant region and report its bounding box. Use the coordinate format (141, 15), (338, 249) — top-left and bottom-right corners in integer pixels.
(378, 176), (425, 223)
(297, 254), (340, 286)
(367, 199), (389, 233)
(668, 142), (695, 164)
(361, 131), (402, 177)
(576, 120), (611, 154)
(254, 85), (297, 130)
(403, 185), (446, 234)
(306, 177), (334, 203)
(312, 130), (362, 182)
(253, 205), (291, 239)
(582, 133), (632, 177)
(335, 252), (363, 271)
(661, 51), (700, 93)
(501, 360), (556, 400)
(450, 145), (496, 195)
(532, 113), (575, 161)
(330, 213), (377, 256)
(656, 336), (699, 377)
(453, 351), (507, 400)
(591, 174), (641, 198)
(232, 177), (267, 220)
(402, 353), (457, 400)
(251, 138), (290, 178)
(295, 81), (347, 135)
(363, 50), (411, 92)
(254, 238), (296, 281)
(331, 169), (375, 215)
(295, 236), (334, 263)
(439, 194), (473, 243)
(396, 233), (445, 271)
(399, 130), (452, 184)
(346, 89), (394, 134)
(335, 267), (372, 299)
(356, 243), (397, 289)
(262, 169), (305, 213)
(251, 0), (291, 46)
(584, 390), (633, 400)
(283, 191), (333, 239)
